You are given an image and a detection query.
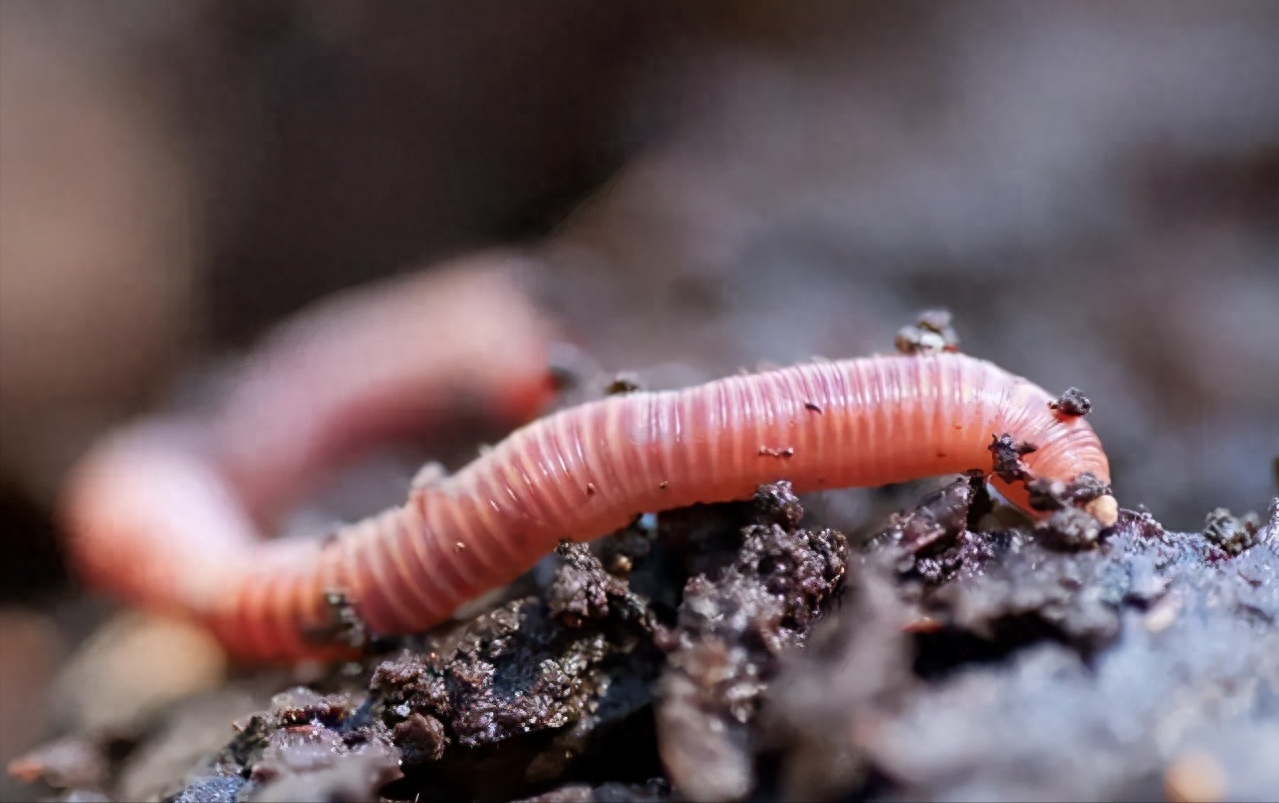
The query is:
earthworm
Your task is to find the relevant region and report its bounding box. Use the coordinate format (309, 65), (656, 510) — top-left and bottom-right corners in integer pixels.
(60, 253), (558, 659)
(206, 253), (559, 524)
(64, 325), (1115, 661)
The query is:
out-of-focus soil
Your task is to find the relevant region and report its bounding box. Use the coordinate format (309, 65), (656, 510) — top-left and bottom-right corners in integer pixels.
(2, 2), (1278, 801)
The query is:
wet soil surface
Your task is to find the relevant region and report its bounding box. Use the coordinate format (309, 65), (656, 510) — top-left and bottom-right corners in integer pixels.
(11, 482), (1277, 802)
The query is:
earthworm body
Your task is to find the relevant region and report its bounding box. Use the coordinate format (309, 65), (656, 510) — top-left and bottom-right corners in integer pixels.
(63, 276), (1114, 661)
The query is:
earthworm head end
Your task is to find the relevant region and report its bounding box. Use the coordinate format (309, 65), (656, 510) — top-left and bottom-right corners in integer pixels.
(990, 430), (1117, 528)
(1086, 494), (1119, 527)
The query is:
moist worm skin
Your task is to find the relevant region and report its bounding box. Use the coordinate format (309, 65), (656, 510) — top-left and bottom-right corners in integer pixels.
(173, 351), (1111, 662)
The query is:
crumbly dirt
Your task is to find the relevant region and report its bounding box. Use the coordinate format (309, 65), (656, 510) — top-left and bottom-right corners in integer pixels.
(893, 309), (961, 356)
(653, 483), (848, 802)
(1048, 387), (1093, 417)
(11, 485), (1277, 802)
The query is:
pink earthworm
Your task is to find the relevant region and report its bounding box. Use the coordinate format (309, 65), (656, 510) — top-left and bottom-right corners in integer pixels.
(63, 303), (1115, 662)
(60, 253), (559, 660)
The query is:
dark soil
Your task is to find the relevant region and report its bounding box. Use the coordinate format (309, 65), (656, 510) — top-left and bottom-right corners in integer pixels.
(12, 481), (1277, 802)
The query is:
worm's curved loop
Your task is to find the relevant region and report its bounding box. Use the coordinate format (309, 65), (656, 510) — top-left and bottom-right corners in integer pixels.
(60, 252), (558, 660)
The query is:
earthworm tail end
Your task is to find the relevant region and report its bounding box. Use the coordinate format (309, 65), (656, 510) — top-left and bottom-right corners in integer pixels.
(60, 253), (558, 660)
(216, 352), (1112, 661)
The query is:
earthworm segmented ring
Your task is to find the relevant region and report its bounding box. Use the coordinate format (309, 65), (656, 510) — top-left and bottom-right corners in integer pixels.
(61, 270), (1115, 662)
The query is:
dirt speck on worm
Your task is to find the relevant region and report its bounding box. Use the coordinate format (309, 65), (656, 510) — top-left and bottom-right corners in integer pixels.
(315, 591), (372, 653)
(605, 373), (643, 396)
(1049, 387), (1093, 417)
(988, 433), (1039, 484)
(758, 446), (795, 459)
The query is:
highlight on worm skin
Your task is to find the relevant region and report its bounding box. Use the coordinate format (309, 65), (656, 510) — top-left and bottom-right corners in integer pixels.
(61, 307), (1117, 662)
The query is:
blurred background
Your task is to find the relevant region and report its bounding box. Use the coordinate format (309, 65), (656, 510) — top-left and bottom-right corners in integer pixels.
(1, 1), (1276, 795)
